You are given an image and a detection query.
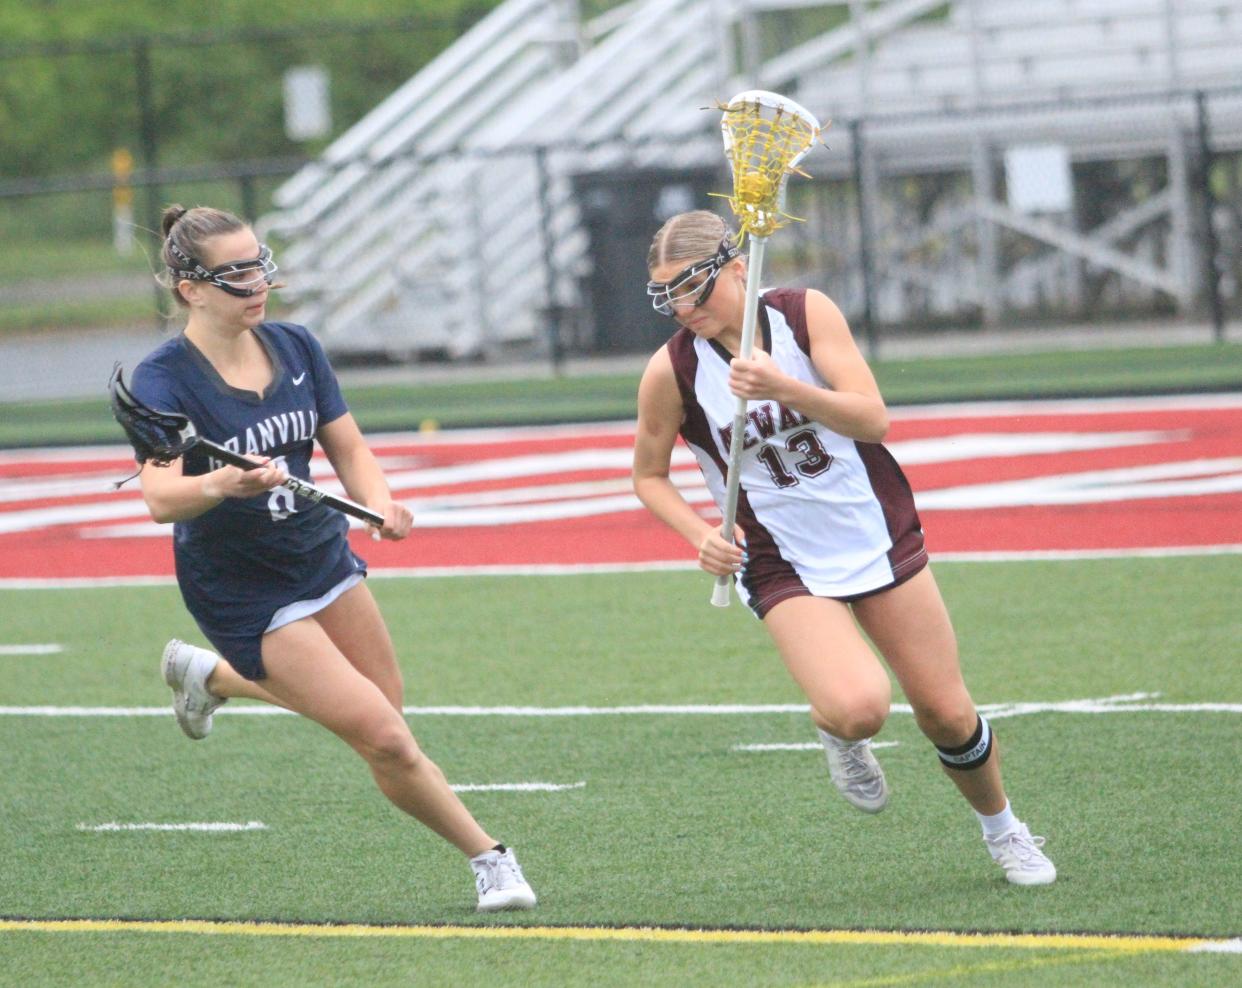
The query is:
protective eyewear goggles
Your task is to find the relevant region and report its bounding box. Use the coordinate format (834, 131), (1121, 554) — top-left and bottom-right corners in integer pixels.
(646, 239), (741, 317)
(169, 242), (278, 298)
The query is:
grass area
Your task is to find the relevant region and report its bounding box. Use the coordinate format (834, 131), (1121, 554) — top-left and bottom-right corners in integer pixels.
(0, 296), (157, 335)
(0, 238), (153, 284)
(0, 233), (158, 333)
(1, 342), (1239, 448)
(876, 341), (1242, 402)
(1, 557), (1239, 985)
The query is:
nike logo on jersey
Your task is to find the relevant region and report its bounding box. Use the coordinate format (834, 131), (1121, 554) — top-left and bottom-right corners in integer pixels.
(292, 372), (307, 385)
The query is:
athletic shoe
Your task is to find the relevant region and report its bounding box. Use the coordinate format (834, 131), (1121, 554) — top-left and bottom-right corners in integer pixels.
(817, 728), (890, 813)
(985, 823), (1057, 885)
(161, 639), (226, 741)
(470, 847), (537, 912)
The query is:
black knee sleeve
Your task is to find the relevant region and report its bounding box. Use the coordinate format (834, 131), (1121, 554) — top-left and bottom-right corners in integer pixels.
(936, 714), (993, 770)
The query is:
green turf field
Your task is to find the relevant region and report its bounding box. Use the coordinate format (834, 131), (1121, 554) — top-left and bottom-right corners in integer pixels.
(1, 557), (1239, 985)
(1, 342), (1240, 447)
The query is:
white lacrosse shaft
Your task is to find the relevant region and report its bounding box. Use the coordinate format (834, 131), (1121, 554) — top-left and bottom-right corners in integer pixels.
(711, 234), (768, 608)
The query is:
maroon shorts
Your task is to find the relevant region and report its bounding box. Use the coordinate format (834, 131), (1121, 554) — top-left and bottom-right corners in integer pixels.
(746, 549), (928, 619)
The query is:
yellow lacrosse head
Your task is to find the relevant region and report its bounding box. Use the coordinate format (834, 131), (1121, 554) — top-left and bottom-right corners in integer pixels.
(720, 90), (822, 240)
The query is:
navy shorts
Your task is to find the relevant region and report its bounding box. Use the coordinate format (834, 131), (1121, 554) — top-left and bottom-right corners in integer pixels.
(179, 538), (367, 681)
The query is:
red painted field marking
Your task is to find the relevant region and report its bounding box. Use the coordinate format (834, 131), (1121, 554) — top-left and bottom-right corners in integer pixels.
(0, 397), (1239, 580)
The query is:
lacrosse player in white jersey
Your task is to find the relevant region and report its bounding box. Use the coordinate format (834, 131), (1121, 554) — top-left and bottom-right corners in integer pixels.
(128, 204), (536, 912)
(633, 210), (1055, 886)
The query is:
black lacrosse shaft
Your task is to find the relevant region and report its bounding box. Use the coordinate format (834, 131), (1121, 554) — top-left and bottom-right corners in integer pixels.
(197, 438), (385, 526)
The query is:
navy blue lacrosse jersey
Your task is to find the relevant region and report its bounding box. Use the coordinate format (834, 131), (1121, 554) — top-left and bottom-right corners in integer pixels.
(130, 321), (366, 678)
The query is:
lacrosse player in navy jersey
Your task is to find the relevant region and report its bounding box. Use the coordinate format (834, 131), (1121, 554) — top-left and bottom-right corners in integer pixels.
(127, 204), (535, 912)
(633, 210), (1055, 886)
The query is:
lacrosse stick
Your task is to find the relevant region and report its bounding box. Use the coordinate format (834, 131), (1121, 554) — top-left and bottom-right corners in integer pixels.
(108, 364), (384, 527)
(711, 91), (822, 608)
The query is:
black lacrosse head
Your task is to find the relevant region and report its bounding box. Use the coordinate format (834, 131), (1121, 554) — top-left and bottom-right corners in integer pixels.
(108, 363), (199, 467)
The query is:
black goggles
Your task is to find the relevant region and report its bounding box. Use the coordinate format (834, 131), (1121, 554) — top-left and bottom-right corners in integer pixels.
(646, 239), (741, 317)
(168, 242), (278, 298)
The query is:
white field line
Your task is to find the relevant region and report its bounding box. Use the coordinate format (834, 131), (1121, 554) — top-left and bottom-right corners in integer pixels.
(1189, 939), (1242, 953)
(77, 821), (267, 833)
(2, 694), (1239, 719)
(449, 782), (586, 793)
(732, 741), (901, 752)
(0, 643), (62, 655)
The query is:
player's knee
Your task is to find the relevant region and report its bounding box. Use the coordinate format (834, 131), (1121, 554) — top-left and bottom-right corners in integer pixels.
(819, 691), (889, 740)
(915, 702), (979, 749)
(360, 720), (422, 770)
(934, 714), (994, 771)
(836, 705), (888, 740)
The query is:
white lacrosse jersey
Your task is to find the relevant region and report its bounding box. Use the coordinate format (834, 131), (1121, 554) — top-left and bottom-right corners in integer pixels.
(667, 288), (926, 615)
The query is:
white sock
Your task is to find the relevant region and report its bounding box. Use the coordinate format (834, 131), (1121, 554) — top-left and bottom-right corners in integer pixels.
(976, 799), (1018, 838)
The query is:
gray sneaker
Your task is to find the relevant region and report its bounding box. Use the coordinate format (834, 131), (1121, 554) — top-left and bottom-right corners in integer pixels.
(985, 823), (1057, 886)
(161, 639), (225, 740)
(817, 728), (890, 813)
(470, 847), (537, 912)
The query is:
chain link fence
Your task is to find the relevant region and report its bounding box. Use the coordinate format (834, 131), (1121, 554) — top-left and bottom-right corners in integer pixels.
(1, 85), (1237, 357)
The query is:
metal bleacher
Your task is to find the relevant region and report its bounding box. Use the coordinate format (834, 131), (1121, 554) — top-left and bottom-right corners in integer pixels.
(260, 0), (1242, 359)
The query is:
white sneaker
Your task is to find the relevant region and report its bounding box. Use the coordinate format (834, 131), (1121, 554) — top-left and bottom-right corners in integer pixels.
(470, 847), (537, 912)
(161, 639), (226, 740)
(985, 823), (1057, 886)
(817, 729), (889, 813)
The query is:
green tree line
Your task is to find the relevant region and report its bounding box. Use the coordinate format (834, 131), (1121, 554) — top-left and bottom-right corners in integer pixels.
(0, 0), (500, 179)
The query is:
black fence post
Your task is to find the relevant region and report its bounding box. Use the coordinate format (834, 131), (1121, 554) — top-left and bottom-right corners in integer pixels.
(848, 117), (880, 361)
(133, 37), (165, 328)
(1193, 90), (1227, 344)
(238, 173), (257, 224)
(533, 145), (563, 375)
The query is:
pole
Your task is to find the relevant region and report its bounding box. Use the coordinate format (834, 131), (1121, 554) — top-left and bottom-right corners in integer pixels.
(711, 235), (768, 608)
(238, 173), (257, 224)
(533, 145), (563, 374)
(849, 117), (879, 361)
(1194, 90), (1226, 343)
(110, 148), (135, 255)
(133, 38), (165, 327)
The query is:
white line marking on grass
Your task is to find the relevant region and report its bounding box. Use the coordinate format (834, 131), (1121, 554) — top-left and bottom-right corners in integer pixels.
(933, 545), (1242, 562)
(0, 706), (182, 717)
(2, 694), (1240, 719)
(733, 741), (901, 752)
(77, 821), (267, 833)
(407, 703), (816, 716)
(0, 576), (178, 590)
(1189, 939), (1242, 953)
(449, 782), (586, 793)
(0, 644), (62, 655)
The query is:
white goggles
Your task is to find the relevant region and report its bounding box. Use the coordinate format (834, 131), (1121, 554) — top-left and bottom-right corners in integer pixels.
(169, 243), (278, 298)
(647, 239), (740, 317)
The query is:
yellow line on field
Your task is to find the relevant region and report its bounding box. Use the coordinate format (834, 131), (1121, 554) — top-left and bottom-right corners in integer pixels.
(814, 948), (1131, 987)
(0, 918), (1224, 954)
